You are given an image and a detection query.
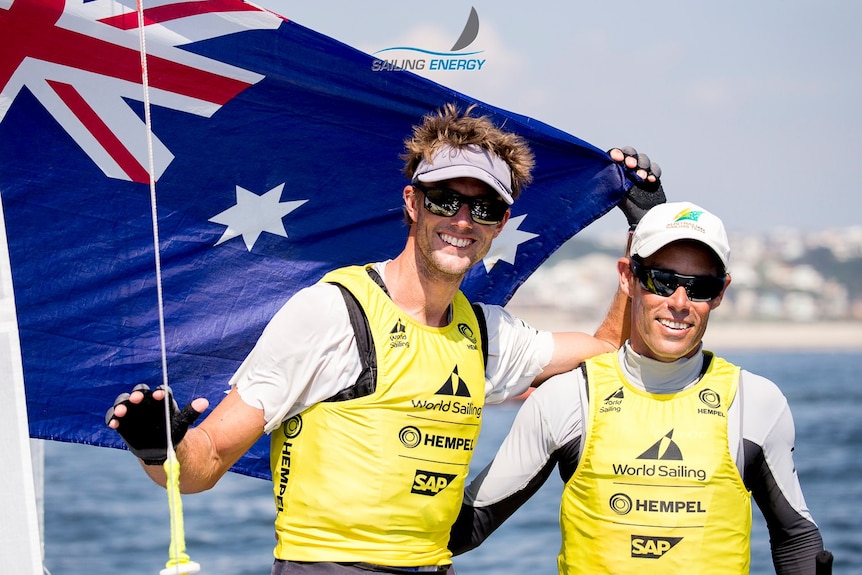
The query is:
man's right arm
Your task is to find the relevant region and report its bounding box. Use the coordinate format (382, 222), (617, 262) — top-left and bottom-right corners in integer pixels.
(449, 391), (556, 555)
(450, 372), (585, 554)
(109, 282), (361, 490)
(141, 387), (266, 493)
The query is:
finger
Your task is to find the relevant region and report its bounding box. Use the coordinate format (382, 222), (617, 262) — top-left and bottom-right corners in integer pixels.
(649, 162), (662, 180)
(615, 146), (640, 170)
(105, 406), (116, 426)
(129, 383), (151, 404)
(154, 386), (182, 410)
(112, 392), (131, 408)
(177, 402), (205, 428)
(191, 397), (210, 414)
(636, 152), (651, 171)
(105, 401), (127, 425)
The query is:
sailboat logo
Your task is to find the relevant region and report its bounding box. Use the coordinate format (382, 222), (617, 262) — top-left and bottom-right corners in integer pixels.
(435, 366), (472, 397)
(637, 429), (683, 460)
(450, 7), (480, 51)
(371, 7), (487, 72)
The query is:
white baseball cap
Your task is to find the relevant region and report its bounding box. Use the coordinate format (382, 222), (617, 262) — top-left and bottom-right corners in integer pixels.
(631, 201), (731, 269)
(412, 144), (514, 205)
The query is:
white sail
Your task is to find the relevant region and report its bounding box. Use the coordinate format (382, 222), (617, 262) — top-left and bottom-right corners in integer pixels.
(0, 196), (43, 574)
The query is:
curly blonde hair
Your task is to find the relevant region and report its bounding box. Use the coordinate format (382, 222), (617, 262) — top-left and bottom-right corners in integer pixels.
(401, 103), (534, 199)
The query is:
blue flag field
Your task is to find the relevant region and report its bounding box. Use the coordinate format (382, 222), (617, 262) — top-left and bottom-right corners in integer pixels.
(0, 0), (627, 479)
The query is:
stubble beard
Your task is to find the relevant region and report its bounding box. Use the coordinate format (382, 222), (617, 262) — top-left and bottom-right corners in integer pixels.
(417, 232), (487, 284)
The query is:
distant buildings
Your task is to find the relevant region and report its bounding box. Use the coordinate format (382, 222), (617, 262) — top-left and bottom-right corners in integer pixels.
(508, 227), (862, 323)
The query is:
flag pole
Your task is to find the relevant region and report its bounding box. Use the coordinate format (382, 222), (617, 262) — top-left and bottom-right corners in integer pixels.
(135, 1), (201, 572)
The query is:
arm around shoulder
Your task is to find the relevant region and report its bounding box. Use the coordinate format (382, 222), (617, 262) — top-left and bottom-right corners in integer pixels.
(534, 225), (636, 385)
(535, 261), (630, 385)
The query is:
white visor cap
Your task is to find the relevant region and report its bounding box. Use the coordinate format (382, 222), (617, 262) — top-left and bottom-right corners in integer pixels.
(413, 144), (514, 205)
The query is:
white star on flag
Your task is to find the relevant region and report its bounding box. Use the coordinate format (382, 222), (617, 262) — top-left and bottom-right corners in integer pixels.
(209, 184), (308, 251)
(482, 214), (539, 272)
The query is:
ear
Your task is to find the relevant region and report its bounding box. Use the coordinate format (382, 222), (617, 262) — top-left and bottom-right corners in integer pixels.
(490, 209), (511, 237)
(618, 257), (636, 298)
(709, 274), (732, 309)
(403, 185), (420, 223)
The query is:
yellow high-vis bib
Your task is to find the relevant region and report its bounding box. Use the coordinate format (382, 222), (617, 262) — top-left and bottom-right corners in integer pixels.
(271, 265), (485, 566)
(559, 351), (751, 574)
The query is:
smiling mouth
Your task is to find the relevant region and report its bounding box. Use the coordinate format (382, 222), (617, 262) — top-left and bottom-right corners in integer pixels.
(658, 318), (691, 331)
(440, 233), (473, 248)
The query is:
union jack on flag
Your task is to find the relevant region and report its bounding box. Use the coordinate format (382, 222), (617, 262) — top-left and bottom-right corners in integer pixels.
(0, 0), (627, 478)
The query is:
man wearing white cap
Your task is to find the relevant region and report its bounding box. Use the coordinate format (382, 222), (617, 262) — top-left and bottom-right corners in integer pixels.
(107, 104), (664, 574)
(450, 201), (828, 574)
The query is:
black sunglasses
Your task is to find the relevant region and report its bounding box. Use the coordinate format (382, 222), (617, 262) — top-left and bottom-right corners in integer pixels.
(630, 259), (726, 302)
(412, 183), (508, 225)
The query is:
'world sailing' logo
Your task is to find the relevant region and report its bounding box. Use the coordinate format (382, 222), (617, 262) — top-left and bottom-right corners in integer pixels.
(371, 7), (486, 72)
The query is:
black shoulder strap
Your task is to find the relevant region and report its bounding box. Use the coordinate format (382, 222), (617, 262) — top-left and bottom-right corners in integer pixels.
(700, 350), (713, 377)
(472, 303), (489, 366)
(367, 267), (388, 294)
(579, 363), (589, 402)
(326, 268), (488, 402)
(324, 279), (378, 403)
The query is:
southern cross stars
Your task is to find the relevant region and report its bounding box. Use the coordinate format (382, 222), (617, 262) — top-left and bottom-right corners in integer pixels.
(209, 184), (539, 264)
(482, 214), (538, 272)
(209, 183), (307, 251)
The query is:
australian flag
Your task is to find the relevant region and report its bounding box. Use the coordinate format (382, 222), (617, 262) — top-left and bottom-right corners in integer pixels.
(0, 0), (627, 479)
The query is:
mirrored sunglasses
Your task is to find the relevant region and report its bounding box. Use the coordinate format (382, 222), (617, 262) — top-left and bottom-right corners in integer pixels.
(630, 259), (726, 302)
(413, 183), (508, 225)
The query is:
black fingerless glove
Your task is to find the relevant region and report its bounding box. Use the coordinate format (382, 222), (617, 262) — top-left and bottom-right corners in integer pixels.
(105, 384), (202, 465)
(618, 179), (667, 230)
(611, 147), (666, 229)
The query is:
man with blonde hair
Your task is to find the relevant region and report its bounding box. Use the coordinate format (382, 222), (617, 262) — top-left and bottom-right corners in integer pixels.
(107, 104), (663, 574)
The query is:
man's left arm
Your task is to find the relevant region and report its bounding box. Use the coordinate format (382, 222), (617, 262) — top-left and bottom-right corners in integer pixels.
(742, 374), (826, 573)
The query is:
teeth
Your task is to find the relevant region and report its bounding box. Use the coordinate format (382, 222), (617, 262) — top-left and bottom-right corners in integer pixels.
(659, 319), (689, 330)
(441, 233), (472, 248)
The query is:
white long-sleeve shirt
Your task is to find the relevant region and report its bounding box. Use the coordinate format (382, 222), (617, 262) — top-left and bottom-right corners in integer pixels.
(451, 343), (824, 574)
(231, 261), (555, 433)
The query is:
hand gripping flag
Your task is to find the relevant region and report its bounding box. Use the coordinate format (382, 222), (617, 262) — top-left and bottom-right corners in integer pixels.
(0, 0), (628, 479)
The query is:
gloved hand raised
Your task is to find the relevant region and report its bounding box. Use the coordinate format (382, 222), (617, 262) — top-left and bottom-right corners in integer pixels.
(105, 383), (205, 465)
(610, 146), (666, 229)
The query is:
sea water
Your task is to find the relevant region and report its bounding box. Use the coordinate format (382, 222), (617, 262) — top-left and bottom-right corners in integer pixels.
(42, 351), (861, 574)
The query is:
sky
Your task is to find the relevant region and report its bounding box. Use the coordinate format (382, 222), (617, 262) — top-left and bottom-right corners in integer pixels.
(253, 0), (862, 236)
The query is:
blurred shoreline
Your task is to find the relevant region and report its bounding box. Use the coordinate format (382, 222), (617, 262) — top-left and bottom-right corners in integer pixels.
(505, 305), (862, 352)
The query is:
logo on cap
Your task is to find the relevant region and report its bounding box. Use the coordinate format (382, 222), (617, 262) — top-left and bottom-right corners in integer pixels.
(671, 208), (704, 223)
